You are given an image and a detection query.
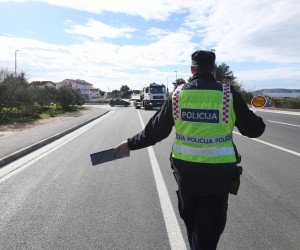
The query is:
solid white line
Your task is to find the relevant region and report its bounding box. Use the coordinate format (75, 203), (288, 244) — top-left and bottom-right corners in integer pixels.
(233, 131), (300, 157)
(0, 112), (114, 182)
(137, 110), (187, 250)
(256, 109), (300, 116)
(268, 120), (300, 128)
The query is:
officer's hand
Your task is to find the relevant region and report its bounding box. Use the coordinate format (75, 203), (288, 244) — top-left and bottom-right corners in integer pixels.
(114, 141), (130, 154)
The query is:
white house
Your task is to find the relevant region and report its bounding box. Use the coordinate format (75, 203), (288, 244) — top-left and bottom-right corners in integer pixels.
(56, 79), (93, 100)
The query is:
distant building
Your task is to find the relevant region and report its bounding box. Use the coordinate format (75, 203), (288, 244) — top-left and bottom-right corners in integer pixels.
(56, 79), (93, 100)
(91, 88), (101, 98)
(31, 81), (56, 88)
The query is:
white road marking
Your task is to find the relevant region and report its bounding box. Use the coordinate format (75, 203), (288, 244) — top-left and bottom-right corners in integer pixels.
(256, 109), (300, 116)
(268, 120), (300, 128)
(0, 111), (114, 182)
(233, 131), (300, 157)
(137, 110), (187, 250)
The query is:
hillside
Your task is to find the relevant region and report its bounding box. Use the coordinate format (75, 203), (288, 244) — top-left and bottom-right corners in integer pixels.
(253, 88), (300, 98)
(253, 88), (300, 94)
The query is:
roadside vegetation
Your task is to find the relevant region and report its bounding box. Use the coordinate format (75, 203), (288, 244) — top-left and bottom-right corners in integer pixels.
(1, 62), (298, 126)
(0, 69), (85, 125)
(270, 97), (300, 109)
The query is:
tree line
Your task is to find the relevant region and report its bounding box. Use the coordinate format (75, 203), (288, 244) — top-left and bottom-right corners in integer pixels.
(1, 62), (298, 125)
(0, 69), (85, 123)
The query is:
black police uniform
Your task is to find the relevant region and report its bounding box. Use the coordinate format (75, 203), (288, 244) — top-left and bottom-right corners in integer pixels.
(127, 73), (265, 249)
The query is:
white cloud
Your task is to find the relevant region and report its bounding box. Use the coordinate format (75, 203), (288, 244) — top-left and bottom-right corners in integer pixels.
(5, 0), (299, 65)
(0, 0), (203, 20)
(65, 19), (136, 40)
(40, 0), (192, 21)
(237, 66), (300, 88)
(146, 27), (170, 40)
(0, 31), (195, 90)
(0, 0), (26, 2)
(235, 66), (300, 90)
(1, 0), (299, 90)
(187, 0), (300, 64)
(117, 30), (196, 67)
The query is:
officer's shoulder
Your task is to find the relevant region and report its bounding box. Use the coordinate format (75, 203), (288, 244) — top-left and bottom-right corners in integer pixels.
(184, 79), (223, 91)
(182, 81), (197, 90)
(218, 82), (235, 92)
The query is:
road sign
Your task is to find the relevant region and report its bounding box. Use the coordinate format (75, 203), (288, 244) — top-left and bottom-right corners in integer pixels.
(251, 95), (267, 108)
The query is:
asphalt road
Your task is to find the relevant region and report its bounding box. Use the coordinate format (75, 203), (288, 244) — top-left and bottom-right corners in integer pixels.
(0, 105), (299, 250)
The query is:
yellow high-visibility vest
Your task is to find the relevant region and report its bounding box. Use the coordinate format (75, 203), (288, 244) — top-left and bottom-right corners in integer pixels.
(172, 84), (239, 163)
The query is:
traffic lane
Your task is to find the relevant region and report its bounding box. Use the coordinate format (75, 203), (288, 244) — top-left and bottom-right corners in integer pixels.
(257, 109), (300, 126)
(219, 134), (300, 250)
(234, 111), (300, 154)
(0, 108), (171, 249)
(234, 133), (300, 209)
(0, 108), (171, 250)
(84, 107), (171, 249)
(150, 128), (190, 245)
(137, 109), (190, 246)
(258, 110), (300, 125)
(262, 120), (300, 153)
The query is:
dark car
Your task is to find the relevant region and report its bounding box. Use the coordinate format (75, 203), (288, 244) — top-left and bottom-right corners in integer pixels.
(109, 98), (130, 107)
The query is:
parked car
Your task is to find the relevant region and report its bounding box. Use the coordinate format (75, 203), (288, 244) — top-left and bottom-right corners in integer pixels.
(109, 98), (130, 107)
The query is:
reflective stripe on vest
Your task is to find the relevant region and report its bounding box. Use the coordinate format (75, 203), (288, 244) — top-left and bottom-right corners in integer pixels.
(175, 132), (232, 145)
(173, 144), (235, 157)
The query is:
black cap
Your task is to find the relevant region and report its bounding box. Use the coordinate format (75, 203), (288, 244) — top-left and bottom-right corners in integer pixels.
(191, 50), (215, 67)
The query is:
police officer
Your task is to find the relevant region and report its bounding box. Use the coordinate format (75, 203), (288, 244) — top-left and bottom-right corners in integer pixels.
(115, 50), (265, 250)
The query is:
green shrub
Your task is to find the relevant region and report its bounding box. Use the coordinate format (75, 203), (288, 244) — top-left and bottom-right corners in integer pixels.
(281, 97), (300, 109)
(271, 97), (300, 109)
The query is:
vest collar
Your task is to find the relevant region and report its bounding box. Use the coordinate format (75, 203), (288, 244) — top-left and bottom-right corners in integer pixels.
(192, 73), (215, 81)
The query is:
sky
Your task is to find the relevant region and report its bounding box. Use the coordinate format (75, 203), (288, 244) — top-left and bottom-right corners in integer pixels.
(0, 0), (300, 92)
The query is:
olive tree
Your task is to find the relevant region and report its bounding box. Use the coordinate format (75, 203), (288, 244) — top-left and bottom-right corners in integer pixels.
(57, 87), (75, 110)
(0, 71), (32, 114)
(215, 63), (253, 103)
(120, 85), (130, 98)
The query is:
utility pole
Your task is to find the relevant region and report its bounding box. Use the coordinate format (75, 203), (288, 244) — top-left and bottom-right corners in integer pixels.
(166, 78), (168, 90)
(15, 50), (19, 76)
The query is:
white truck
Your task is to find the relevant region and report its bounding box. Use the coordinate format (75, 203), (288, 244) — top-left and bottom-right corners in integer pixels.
(131, 83), (168, 110)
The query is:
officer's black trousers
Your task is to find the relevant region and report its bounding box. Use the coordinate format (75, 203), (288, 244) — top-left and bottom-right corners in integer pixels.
(171, 158), (236, 250)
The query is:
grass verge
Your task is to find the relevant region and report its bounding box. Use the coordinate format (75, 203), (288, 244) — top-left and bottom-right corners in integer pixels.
(0, 105), (83, 125)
